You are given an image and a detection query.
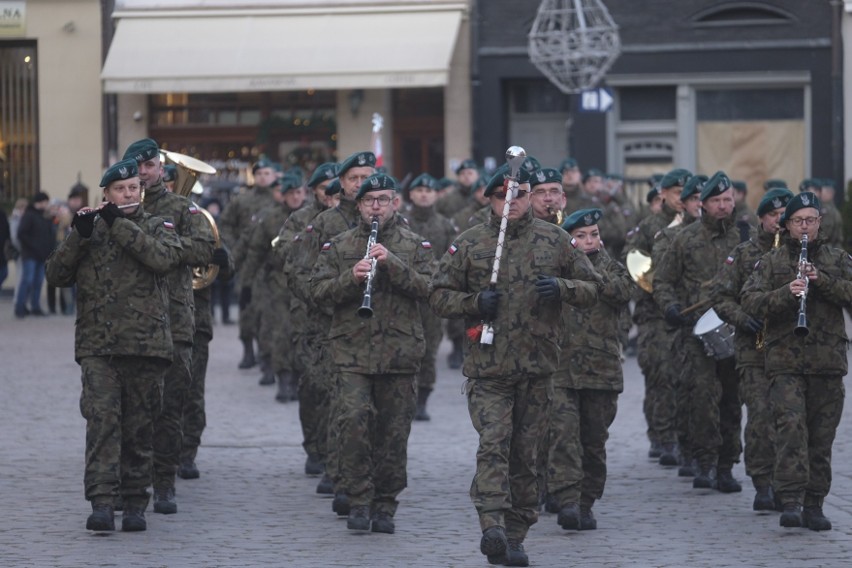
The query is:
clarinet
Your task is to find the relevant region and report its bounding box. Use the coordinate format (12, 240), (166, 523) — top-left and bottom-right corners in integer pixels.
(794, 233), (809, 338)
(357, 216), (380, 319)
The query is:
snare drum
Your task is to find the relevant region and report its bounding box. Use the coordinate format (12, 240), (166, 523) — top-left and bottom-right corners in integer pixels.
(693, 308), (735, 360)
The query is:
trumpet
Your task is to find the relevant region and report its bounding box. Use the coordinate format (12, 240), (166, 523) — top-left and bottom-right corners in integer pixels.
(794, 233), (810, 337)
(357, 216), (380, 319)
(546, 205), (564, 225)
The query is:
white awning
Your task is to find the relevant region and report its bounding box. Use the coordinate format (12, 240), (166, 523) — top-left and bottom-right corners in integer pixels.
(101, 7), (464, 93)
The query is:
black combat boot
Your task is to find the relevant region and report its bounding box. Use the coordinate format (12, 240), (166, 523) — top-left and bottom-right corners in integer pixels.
(678, 458), (697, 478)
(347, 505), (371, 531)
(371, 511), (395, 534)
(693, 466), (717, 489)
(802, 506), (832, 531)
(121, 508), (147, 532)
(275, 371), (292, 401)
(448, 338), (464, 370)
(648, 440), (662, 459)
(332, 492), (350, 516)
(779, 503), (802, 528)
(753, 485), (775, 511)
(557, 503), (580, 530)
(579, 505), (597, 530)
(113, 494), (124, 511)
(480, 526), (508, 564)
(505, 539), (529, 567)
(543, 493), (560, 514)
(316, 473), (334, 495)
(658, 442), (679, 466)
(414, 387), (431, 421)
(177, 456), (200, 480)
(238, 339), (256, 369)
(258, 358), (275, 386)
(86, 502), (115, 532)
(716, 468), (742, 493)
(305, 453), (324, 475)
(153, 487), (177, 514)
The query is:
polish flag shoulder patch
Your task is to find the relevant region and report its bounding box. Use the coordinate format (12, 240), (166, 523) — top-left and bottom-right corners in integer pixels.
(321, 242), (332, 252)
(163, 221), (175, 230)
(570, 237), (578, 248)
(421, 241), (432, 249)
(725, 255), (734, 265)
(448, 243), (458, 255)
(188, 204), (200, 214)
(306, 225), (314, 233)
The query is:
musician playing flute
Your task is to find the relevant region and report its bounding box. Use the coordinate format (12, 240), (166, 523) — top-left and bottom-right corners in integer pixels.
(310, 173), (434, 535)
(45, 159), (183, 532)
(430, 165), (600, 567)
(741, 191), (852, 531)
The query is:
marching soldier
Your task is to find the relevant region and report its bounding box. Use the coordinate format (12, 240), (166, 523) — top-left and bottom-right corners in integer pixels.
(311, 173), (433, 534)
(560, 157), (584, 215)
(123, 139), (216, 515)
(732, 181), (758, 227)
(529, 167), (566, 224)
(712, 187), (794, 510)
(430, 166), (601, 567)
(802, 178), (844, 248)
(437, 159), (480, 218)
(46, 159), (183, 532)
(742, 192), (852, 530)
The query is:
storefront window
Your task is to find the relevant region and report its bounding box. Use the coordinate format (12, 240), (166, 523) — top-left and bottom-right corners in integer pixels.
(0, 41), (39, 203)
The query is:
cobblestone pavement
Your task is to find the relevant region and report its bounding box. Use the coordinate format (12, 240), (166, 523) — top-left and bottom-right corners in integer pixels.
(2, 302), (852, 567)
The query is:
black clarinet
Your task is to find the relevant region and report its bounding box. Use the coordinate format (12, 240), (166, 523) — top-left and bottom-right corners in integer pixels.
(357, 217), (380, 319)
(794, 233), (809, 337)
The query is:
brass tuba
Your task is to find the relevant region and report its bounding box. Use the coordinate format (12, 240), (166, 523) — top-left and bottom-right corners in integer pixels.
(626, 249), (654, 293)
(164, 151), (221, 289)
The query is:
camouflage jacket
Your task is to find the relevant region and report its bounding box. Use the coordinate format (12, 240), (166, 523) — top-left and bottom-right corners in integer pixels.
(734, 201), (758, 228)
(647, 214), (698, 328)
(655, 213), (753, 327)
(273, 199), (327, 271)
(820, 202), (844, 248)
(562, 186), (584, 217)
(242, 202), (299, 284)
(741, 235), (852, 376)
(194, 246), (236, 341)
(141, 181), (216, 344)
(711, 228), (777, 368)
(405, 205), (457, 260)
(311, 215), (433, 374)
(627, 201), (680, 325)
(563, 191), (628, 257)
(555, 248), (632, 391)
(45, 207), (182, 363)
(430, 209), (602, 379)
(436, 183), (475, 219)
(218, 184), (276, 270)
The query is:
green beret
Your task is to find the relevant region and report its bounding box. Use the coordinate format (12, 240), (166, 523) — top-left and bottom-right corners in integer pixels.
(648, 173), (664, 188)
(122, 138), (159, 163)
(583, 168), (604, 182)
(606, 173), (624, 182)
(356, 173), (398, 199)
(437, 177), (454, 189)
(307, 162), (339, 188)
(700, 171), (732, 201)
(798, 178), (820, 193)
(820, 178), (836, 189)
(763, 178), (787, 191)
(278, 174), (302, 193)
(409, 173), (437, 190)
(339, 151), (377, 177)
(732, 180), (747, 193)
(646, 186), (660, 203)
(484, 165), (532, 197)
(562, 208), (603, 233)
(757, 187), (795, 217)
(521, 156), (542, 174)
(286, 165), (302, 179)
(660, 168), (692, 189)
(781, 191), (821, 224)
(324, 179), (341, 196)
(271, 162), (284, 173)
(530, 168), (562, 187)
(162, 164), (177, 183)
(252, 158), (275, 173)
(681, 175), (708, 200)
(558, 157), (578, 172)
(455, 159), (478, 174)
(100, 158), (139, 188)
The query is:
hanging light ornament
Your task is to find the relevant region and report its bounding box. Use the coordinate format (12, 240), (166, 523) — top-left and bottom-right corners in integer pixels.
(528, 0), (621, 94)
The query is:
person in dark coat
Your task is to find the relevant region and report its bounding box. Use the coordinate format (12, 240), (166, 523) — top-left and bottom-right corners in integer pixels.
(15, 191), (55, 317)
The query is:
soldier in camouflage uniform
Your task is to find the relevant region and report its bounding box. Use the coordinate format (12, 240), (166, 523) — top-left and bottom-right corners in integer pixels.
(529, 167), (566, 225)
(655, 171), (750, 492)
(294, 151), (376, 513)
(803, 178), (844, 248)
(311, 173), (433, 534)
(437, 159), (479, 219)
(453, 176), (489, 233)
(742, 191), (852, 531)
(548, 208), (633, 533)
(712, 187), (794, 510)
(732, 181), (759, 228)
(45, 159), (183, 532)
(625, 168), (689, 461)
(576, 169), (628, 259)
(559, 157), (585, 216)
(430, 166), (601, 567)
(404, 173), (457, 421)
(123, 139), (216, 514)
(218, 158), (278, 369)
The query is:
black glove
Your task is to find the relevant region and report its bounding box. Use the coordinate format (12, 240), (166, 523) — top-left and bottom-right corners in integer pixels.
(477, 290), (500, 321)
(239, 286), (252, 310)
(665, 304), (686, 327)
(535, 275), (561, 302)
(99, 202), (123, 227)
(71, 212), (96, 238)
(743, 316), (763, 334)
(212, 248), (230, 268)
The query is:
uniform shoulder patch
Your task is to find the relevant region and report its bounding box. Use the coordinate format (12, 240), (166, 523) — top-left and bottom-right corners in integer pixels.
(570, 237), (578, 249)
(753, 259), (761, 270)
(188, 204), (200, 214)
(421, 241), (432, 249)
(306, 224), (314, 233)
(321, 242), (332, 252)
(163, 221), (175, 230)
(293, 234), (301, 241)
(725, 255), (734, 265)
(448, 243), (458, 255)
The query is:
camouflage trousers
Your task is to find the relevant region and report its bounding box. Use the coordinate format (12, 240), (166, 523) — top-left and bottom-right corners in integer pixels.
(547, 388), (618, 508)
(637, 320), (678, 444)
(674, 330), (693, 460)
(770, 374), (844, 507)
(445, 317), (465, 343)
(298, 331), (330, 461)
(251, 274), (273, 367)
(467, 374), (550, 542)
(264, 276), (293, 375)
(79, 355), (168, 508)
(181, 331), (211, 462)
(336, 372), (417, 516)
(682, 337), (742, 470)
(739, 365), (776, 488)
(153, 341), (193, 489)
(416, 306), (443, 392)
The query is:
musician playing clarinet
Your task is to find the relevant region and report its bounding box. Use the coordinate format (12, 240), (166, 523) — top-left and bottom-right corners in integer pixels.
(310, 173), (434, 535)
(45, 159), (183, 533)
(742, 191), (852, 532)
(430, 163), (600, 567)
